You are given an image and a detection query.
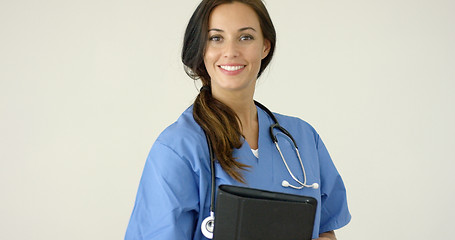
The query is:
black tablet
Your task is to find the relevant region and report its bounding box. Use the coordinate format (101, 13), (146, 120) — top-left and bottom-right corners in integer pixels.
(213, 185), (317, 240)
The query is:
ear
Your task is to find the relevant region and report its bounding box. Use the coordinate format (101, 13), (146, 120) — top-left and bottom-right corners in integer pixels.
(261, 39), (271, 60)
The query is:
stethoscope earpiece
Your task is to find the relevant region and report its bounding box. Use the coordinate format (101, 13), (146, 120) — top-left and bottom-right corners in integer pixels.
(281, 180), (319, 190)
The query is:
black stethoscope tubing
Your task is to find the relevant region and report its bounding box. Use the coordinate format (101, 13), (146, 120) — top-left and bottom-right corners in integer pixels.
(254, 101), (299, 148)
(205, 131), (216, 215)
(201, 100), (317, 239)
(205, 101), (290, 214)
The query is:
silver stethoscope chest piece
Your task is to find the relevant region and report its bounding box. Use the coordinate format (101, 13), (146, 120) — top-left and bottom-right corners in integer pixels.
(201, 211), (215, 239)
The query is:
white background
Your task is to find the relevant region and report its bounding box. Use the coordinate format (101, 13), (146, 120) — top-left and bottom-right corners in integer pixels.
(1, 0), (454, 239)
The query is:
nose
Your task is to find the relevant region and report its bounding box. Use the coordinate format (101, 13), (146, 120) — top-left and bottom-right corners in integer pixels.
(223, 40), (240, 58)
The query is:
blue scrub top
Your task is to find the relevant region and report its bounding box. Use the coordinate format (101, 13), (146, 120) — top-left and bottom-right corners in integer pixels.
(125, 106), (351, 239)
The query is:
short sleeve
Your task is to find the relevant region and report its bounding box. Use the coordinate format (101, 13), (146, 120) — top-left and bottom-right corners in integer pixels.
(317, 135), (351, 233)
(125, 140), (199, 239)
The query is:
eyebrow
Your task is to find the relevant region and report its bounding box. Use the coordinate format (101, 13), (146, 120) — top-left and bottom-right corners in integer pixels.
(208, 27), (257, 32)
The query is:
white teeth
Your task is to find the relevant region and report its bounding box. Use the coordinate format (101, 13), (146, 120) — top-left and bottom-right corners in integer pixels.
(219, 65), (245, 71)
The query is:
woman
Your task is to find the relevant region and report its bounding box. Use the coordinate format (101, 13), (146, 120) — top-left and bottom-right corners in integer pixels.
(125, 0), (351, 239)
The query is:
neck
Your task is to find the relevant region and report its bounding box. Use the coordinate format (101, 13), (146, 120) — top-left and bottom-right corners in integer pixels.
(212, 89), (259, 149)
(212, 89), (256, 126)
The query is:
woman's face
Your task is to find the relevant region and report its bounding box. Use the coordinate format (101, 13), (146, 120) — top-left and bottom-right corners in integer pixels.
(204, 2), (270, 98)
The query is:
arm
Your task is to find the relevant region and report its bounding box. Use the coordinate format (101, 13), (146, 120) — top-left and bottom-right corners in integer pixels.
(316, 230), (336, 240)
(316, 134), (351, 238)
(125, 141), (199, 239)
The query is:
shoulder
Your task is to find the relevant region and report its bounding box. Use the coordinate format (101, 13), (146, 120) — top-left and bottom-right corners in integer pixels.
(156, 106), (206, 149)
(157, 106), (204, 142)
(154, 106), (207, 155)
(272, 112), (320, 140)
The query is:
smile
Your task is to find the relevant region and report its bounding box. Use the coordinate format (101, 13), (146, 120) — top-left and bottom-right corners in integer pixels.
(219, 65), (246, 71)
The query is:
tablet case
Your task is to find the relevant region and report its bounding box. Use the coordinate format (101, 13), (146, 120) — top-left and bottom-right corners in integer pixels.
(213, 185), (317, 240)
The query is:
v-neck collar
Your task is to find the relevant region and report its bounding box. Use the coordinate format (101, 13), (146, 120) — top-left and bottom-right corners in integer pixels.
(215, 105), (277, 188)
(236, 105), (274, 162)
(233, 106), (276, 186)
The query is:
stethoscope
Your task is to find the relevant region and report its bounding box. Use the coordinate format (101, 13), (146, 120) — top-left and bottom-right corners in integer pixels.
(201, 101), (319, 239)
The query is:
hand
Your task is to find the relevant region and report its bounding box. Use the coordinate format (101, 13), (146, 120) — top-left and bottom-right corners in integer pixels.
(315, 230), (336, 240)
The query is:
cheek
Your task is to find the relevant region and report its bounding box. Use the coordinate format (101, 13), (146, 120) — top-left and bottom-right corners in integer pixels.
(251, 44), (266, 57)
(203, 50), (219, 78)
(246, 48), (265, 66)
(204, 47), (218, 66)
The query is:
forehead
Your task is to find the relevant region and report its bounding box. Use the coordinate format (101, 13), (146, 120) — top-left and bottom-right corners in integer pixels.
(208, 2), (261, 30)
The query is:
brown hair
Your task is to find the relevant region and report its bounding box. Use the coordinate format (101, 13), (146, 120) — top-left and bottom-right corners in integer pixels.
(182, 0), (276, 182)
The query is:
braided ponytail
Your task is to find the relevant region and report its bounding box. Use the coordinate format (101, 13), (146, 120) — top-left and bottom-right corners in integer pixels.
(194, 86), (249, 182)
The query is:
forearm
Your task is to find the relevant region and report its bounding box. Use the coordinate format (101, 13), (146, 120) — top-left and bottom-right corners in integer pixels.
(316, 230), (336, 240)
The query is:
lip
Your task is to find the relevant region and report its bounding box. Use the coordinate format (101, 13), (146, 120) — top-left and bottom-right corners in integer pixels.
(217, 64), (246, 76)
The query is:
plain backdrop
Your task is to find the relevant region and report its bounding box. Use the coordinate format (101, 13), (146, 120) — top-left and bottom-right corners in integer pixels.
(1, 0), (454, 239)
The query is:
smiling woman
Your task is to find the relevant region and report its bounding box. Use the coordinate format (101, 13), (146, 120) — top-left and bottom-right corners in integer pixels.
(183, 0), (276, 183)
(125, 0), (350, 239)
(205, 3), (270, 96)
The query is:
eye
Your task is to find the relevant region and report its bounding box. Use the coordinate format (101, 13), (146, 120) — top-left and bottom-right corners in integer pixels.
(240, 34), (254, 41)
(209, 35), (222, 42)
